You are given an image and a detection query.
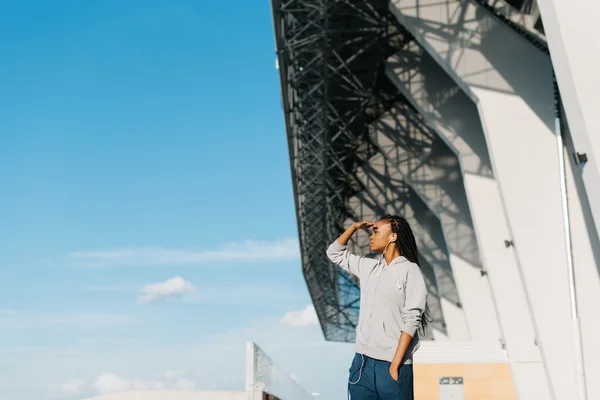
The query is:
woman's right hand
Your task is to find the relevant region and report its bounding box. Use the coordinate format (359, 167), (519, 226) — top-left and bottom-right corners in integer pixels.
(352, 220), (374, 230)
(335, 221), (375, 246)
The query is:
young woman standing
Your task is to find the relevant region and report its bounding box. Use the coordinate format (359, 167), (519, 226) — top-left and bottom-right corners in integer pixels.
(326, 215), (429, 400)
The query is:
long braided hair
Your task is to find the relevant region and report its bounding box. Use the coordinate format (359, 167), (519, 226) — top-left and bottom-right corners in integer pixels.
(381, 214), (433, 337)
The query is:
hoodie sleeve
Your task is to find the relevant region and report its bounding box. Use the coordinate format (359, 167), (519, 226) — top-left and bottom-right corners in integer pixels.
(326, 240), (366, 278)
(400, 264), (428, 337)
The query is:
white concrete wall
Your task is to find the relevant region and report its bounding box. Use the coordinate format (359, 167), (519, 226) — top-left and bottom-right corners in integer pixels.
(388, 1), (591, 399)
(385, 41), (549, 400)
(537, 0), (600, 246)
(83, 390), (246, 400)
(558, 113), (600, 400)
(534, 4), (600, 395)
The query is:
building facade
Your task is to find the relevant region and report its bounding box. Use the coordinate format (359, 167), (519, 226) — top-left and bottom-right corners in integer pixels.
(271, 1), (600, 399)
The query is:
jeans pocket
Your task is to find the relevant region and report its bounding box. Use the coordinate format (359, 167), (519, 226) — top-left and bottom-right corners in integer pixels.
(348, 354), (364, 384)
(349, 353), (361, 374)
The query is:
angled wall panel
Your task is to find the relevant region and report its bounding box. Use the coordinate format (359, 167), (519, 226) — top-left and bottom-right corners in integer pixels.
(537, 0), (600, 245)
(557, 113), (600, 400)
(385, 41), (550, 400)
(388, 1), (570, 398)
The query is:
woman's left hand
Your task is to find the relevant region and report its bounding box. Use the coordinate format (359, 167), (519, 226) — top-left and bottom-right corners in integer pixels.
(389, 365), (399, 382)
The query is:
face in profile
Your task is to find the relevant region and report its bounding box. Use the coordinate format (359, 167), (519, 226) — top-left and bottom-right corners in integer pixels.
(369, 219), (393, 253)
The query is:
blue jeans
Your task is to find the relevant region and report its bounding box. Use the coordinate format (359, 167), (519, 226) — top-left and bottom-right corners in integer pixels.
(347, 353), (414, 400)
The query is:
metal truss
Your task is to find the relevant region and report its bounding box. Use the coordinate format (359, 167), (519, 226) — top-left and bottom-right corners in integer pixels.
(271, 0), (413, 342)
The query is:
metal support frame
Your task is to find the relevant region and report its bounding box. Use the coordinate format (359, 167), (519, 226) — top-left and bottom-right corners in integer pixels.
(271, 0), (413, 342)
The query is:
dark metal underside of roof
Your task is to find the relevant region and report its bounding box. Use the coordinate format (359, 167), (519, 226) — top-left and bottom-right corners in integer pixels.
(271, 0), (415, 342)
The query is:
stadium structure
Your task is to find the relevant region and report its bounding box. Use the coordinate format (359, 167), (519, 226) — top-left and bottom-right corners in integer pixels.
(271, 0), (600, 399)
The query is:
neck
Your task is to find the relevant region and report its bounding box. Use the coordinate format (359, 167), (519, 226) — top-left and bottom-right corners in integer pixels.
(384, 245), (401, 265)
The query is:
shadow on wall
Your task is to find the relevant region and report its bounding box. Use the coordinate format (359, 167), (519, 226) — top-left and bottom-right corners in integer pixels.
(474, 5), (555, 131)
(370, 102), (483, 271)
(387, 44), (494, 179)
(394, 0), (554, 132)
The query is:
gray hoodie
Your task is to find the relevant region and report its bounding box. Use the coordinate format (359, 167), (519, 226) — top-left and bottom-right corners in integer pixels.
(326, 240), (428, 364)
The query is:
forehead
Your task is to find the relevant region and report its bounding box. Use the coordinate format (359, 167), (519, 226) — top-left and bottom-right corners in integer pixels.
(373, 220), (391, 232)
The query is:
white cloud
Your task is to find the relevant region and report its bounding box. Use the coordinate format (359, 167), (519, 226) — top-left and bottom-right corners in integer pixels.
(93, 372), (196, 395)
(131, 379), (166, 390)
(280, 305), (319, 327)
(138, 276), (195, 304)
(69, 238), (300, 268)
(57, 379), (84, 397)
(94, 373), (130, 394)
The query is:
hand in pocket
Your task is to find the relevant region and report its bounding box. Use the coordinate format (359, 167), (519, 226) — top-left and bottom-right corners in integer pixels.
(389, 365), (399, 382)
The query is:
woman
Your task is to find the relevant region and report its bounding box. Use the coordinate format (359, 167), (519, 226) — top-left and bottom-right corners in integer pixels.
(326, 214), (429, 400)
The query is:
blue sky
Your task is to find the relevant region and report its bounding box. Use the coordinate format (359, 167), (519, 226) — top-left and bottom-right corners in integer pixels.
(0, 1), (353, 399)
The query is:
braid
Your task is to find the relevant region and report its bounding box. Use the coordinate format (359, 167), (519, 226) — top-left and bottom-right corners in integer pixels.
(380, 214), (418, 264)
(381, 214), (433, 337)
